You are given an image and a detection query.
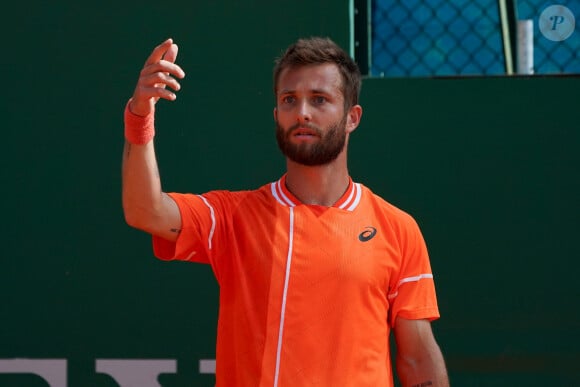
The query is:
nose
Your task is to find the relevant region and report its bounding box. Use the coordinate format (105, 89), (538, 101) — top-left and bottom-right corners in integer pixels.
(297, 99), (312, 123)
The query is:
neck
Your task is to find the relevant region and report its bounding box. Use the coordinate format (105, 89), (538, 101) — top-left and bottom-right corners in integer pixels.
(284, 154), (350, 206)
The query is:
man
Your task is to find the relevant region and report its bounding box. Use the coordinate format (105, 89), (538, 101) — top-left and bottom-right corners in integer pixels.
(122, 37), (449, 387)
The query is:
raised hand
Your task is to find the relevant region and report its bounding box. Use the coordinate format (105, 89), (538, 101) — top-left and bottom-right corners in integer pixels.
(129, 38), (186, 117)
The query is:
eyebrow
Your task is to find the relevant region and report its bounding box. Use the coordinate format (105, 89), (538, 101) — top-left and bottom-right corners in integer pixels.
(278, 88), (333, 95)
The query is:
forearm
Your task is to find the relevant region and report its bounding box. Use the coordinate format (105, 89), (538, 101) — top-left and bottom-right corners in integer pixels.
(122, 140), (165, 229)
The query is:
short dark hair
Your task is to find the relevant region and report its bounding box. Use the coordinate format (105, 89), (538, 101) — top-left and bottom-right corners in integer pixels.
(273, 37), (362, 109)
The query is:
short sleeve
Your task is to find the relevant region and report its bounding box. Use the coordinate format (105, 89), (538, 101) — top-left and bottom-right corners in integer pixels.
(387, 215), (440, 327)
(152, 192), (215, 264)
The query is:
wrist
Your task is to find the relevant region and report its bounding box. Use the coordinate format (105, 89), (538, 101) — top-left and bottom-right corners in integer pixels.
(124, 99), (155, 145)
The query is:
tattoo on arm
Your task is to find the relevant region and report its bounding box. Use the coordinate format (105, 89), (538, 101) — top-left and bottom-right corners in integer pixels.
(412, 381), (433, 387)
(124, 142), (132, 157)
(170, 228), (181, 234)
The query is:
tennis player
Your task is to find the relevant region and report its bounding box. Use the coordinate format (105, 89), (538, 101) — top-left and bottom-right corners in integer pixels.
(122, 37), (449, 387)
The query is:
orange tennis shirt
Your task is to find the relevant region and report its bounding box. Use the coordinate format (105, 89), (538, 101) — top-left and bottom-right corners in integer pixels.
(153, 175), (440, 386)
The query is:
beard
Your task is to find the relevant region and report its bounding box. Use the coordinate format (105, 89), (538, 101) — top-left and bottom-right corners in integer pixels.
(275, 115), (347, 166)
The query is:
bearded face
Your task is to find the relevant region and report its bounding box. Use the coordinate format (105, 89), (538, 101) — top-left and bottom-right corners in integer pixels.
(275, 113), (347, 166)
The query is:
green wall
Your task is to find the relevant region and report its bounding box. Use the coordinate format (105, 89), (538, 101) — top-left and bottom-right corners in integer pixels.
(2, 1), (578, 386)
(353, 76), (580, 385)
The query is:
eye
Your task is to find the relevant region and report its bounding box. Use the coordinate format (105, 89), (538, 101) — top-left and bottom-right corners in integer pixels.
(281, 95), (295, 104)
(312, 96), (327, 104)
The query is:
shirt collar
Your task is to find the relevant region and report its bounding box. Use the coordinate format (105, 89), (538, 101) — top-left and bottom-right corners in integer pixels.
(270, 174), (362, 211)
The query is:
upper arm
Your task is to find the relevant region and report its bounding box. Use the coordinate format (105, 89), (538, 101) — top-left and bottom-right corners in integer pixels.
(125, 192), (182, 242)
(394, 317), (439, 358)
(148, 192), (182, 242)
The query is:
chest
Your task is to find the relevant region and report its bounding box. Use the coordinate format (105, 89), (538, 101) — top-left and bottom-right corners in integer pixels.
(228, 205), (402, 296)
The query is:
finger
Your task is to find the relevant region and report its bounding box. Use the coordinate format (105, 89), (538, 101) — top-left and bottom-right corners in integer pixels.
(144, 38), (174, 66)
(130, 82), (175, 116)
(163, 43), (179, 64)
(138, 72), (182, 92)
(141, 61), (185, 79)
(162, 44), (186, 79)
(135, 86), (178, 102)
(155, 72), (182, 91)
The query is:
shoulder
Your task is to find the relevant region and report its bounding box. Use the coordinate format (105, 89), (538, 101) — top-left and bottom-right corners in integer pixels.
(191, 182), (276, 210)
(357, 183), (426, 244)
(167, 179), (279, 209)
(359, 184), (417, 223)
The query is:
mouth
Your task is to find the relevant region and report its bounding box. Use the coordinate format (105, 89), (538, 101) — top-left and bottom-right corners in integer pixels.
(291, 127), (319, 138)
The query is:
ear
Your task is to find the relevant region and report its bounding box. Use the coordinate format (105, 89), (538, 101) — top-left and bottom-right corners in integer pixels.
(345, 105), (363, 134)
(273, 107), (278, 122)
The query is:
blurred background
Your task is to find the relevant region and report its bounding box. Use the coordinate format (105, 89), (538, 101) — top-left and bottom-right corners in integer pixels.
(1, 0), (578, 385)
(360, 0), (580, 76)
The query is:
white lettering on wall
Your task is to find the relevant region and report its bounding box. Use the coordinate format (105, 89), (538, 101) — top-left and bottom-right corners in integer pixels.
(199, 359), (216, 374)
(0, 359), (67, 387)
(96, 359), (177, 387)
(0, 357), (216, 385)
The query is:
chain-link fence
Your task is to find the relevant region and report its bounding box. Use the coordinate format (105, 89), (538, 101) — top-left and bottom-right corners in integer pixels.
(354, 0), (580, 77)
(516, 1), (580, 74)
